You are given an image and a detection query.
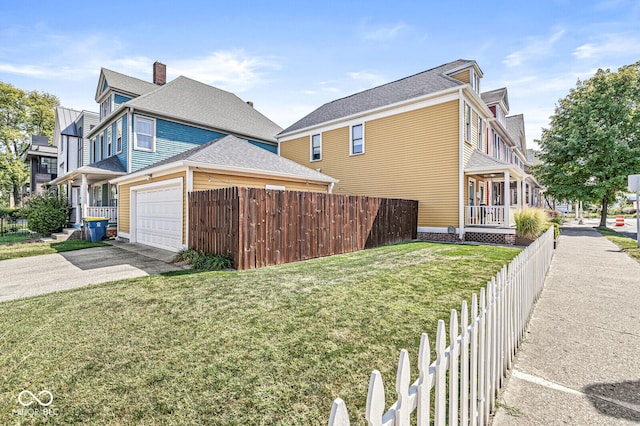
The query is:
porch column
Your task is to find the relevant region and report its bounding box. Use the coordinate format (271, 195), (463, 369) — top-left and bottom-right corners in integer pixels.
(528, 182), (533, 206)
(517, 178), (523, 209)
(80, 174), (88, 220)
(504, 171), (510, 228)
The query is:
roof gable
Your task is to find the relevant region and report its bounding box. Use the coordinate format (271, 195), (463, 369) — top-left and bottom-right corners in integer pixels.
(125, 76), (282, 142)
(279, 59), (477, 135)
(95, 68), (159, 102)
(481, 87), (510, 112)
(506, 114), (526, 153)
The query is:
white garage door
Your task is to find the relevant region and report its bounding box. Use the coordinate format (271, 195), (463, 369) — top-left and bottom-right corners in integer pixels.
(135, 184), (183, 251)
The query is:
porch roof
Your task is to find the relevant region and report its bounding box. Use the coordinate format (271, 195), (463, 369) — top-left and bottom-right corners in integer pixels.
(51, 156), (126, 185)
(465, 151), (525, 179)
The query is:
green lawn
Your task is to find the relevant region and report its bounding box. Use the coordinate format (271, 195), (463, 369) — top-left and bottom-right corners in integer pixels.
(597, 227), (640, 263)
(0, 241), (520, 425)
(0, 231), (32, 244)
(0, 239), (109, 261)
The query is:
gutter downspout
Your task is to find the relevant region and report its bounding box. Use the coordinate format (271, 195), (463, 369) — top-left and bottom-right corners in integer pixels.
(458, 88), (465, 241)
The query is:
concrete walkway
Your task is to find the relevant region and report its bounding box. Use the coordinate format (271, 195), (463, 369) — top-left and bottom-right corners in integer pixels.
(492, 223), (640, 425)
(0, 243), (180, 302)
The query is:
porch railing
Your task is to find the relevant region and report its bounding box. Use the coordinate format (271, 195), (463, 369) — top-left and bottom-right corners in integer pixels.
(86, 206), (117, 224)
(465, 206), (507, 226)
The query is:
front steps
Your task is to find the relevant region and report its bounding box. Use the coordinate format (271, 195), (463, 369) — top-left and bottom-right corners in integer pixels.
(51, 228), (82, 242)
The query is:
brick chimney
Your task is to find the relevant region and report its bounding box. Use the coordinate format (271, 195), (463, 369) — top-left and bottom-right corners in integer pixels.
(246, 101), (254, 108)
(153, 61), (166, 85)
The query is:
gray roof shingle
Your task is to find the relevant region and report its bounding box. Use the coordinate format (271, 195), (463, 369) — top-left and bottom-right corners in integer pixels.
(126, 76), (282, 142)
(279, 59), (477, 135)
(506, 114), (526, 152)
(139, 135), (337, 183)
(480, 87), (509, 111)
(465, 150), (512, 170)
(99, 68), (159, 99)
(85, 155), (126, 173)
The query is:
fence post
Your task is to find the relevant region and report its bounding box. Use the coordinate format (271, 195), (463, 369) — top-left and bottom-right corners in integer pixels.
(417, 333), (431, 425)
(365, 371), (385, 426)
(460, 301), (470, 425)
(449, 310), (459, 426)
(434, 320), (447, 425)
(328, 398), (350, 426)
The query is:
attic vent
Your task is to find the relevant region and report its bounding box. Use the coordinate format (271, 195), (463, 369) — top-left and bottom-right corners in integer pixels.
(246, 101), (254, 108)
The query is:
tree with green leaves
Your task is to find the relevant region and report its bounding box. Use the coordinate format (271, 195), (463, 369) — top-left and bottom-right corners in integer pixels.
(534, 61), (640, 227)
(0, 81), (59, 206)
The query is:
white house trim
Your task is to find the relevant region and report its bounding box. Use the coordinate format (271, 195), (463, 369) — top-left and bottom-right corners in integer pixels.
(458, 88), (465, 238)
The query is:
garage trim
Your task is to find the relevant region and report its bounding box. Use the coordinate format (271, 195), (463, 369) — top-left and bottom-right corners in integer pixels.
(130, 177), (184, 251)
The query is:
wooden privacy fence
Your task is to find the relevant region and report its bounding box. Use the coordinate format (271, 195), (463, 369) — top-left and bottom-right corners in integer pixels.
(188, 187), (418, 270)
(328, 226), (555, 426)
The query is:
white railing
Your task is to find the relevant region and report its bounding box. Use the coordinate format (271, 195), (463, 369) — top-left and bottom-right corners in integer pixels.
(465, 205), (507, 226)
(328, 226), (555, 426)
(86, 206), (117, 223)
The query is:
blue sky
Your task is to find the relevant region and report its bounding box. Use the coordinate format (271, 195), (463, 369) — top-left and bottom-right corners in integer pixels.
(1, 0), (639, 148)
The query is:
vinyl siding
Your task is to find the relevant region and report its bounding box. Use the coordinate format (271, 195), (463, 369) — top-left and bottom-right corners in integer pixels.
(130, 116), (226, 172)
(118, 171), (187, 243)
(464, 110), (478, 166)
(114, 94), (131, 109)
(192, 171), (328, 193)
(248, 140), (277, 153)
(280, 100), (460, 227)
(451, 70), (470, 84)
(83, 113), (99, 166)
(116, 114), (128, 171)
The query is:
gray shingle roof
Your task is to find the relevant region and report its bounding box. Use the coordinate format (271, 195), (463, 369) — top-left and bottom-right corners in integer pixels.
(465, 150), (512, 171)
(99, 68), (159, 99)
(126, 76), (282, 142)
(279, 59), (477, 135)
(506, 114), (525, 152)
(85, 155), (126, 173)
(480, 88), (509, 111)
(139, 135), (337, 183)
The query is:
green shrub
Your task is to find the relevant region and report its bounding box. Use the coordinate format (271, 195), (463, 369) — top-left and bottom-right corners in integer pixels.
(515, 208), (548, 240)
(176, 248), (233, 271)
(23, 191), (70, 235)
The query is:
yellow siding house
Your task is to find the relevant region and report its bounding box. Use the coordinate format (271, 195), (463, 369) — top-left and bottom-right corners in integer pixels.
(278, 59), (541, 244)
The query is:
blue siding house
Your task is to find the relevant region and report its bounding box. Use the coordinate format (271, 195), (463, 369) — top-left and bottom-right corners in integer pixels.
(52, 61), (283, 227)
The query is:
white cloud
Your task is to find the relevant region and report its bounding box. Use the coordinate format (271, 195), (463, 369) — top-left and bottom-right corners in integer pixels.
(347, 71), (388, 88)
(503, 28), (566, 67)
(170, 50), (280, 93)
(360, 21), (409, 41)
(573, 33), (640, 59)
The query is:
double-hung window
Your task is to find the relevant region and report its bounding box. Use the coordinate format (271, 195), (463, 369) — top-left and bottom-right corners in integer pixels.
(98, 134), (104, 162)
(116, 119), (123, 153)
(477, 118), (484, 151)
(351, 124), (364, 155)
(106, 127), (112, 157)
(310, 134), (321, 161)
(465, 103), (472, 142)
(134, 116), (155, 151)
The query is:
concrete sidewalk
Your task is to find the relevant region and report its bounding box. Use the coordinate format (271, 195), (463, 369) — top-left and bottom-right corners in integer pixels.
(493, 223), (640, 425)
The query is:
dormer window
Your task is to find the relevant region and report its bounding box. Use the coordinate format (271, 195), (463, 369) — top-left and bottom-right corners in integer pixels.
(469, 68), (481, 93)
(100, 95), (112, 120)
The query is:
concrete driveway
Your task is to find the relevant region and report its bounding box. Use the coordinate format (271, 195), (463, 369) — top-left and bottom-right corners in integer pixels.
(0, 243), (181, 302)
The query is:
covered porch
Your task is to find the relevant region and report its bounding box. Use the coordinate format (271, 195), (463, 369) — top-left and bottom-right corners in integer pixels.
(464, 152), (541, 229)
(50, 157), (125, 227)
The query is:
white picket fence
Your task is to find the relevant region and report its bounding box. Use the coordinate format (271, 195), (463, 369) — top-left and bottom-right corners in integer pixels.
(328, 226), (555, 426)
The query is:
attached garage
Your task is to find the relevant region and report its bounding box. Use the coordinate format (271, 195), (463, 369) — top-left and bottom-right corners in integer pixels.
(111, 136), (337, 252)
(131, 179), (183, 251)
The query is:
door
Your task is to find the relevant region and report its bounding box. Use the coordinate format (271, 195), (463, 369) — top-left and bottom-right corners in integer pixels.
(134, 183), (183, 251)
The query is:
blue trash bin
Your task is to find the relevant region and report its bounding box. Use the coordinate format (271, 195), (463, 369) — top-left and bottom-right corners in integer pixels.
(85, 217), (109, 242)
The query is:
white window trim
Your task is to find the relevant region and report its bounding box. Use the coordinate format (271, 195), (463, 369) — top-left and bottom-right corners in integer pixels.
(465, 103), (472, 143)
(116, 119), (123, 154)
(107, 127), (113, 157)
(350, 123), (365, 156)
(134, 116), (156, 152)
(477, 117), (484, 151)
(310, 133), (322, 162)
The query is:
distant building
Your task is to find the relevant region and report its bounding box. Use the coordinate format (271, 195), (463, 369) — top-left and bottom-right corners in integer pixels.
(25, 135), (57, 195)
